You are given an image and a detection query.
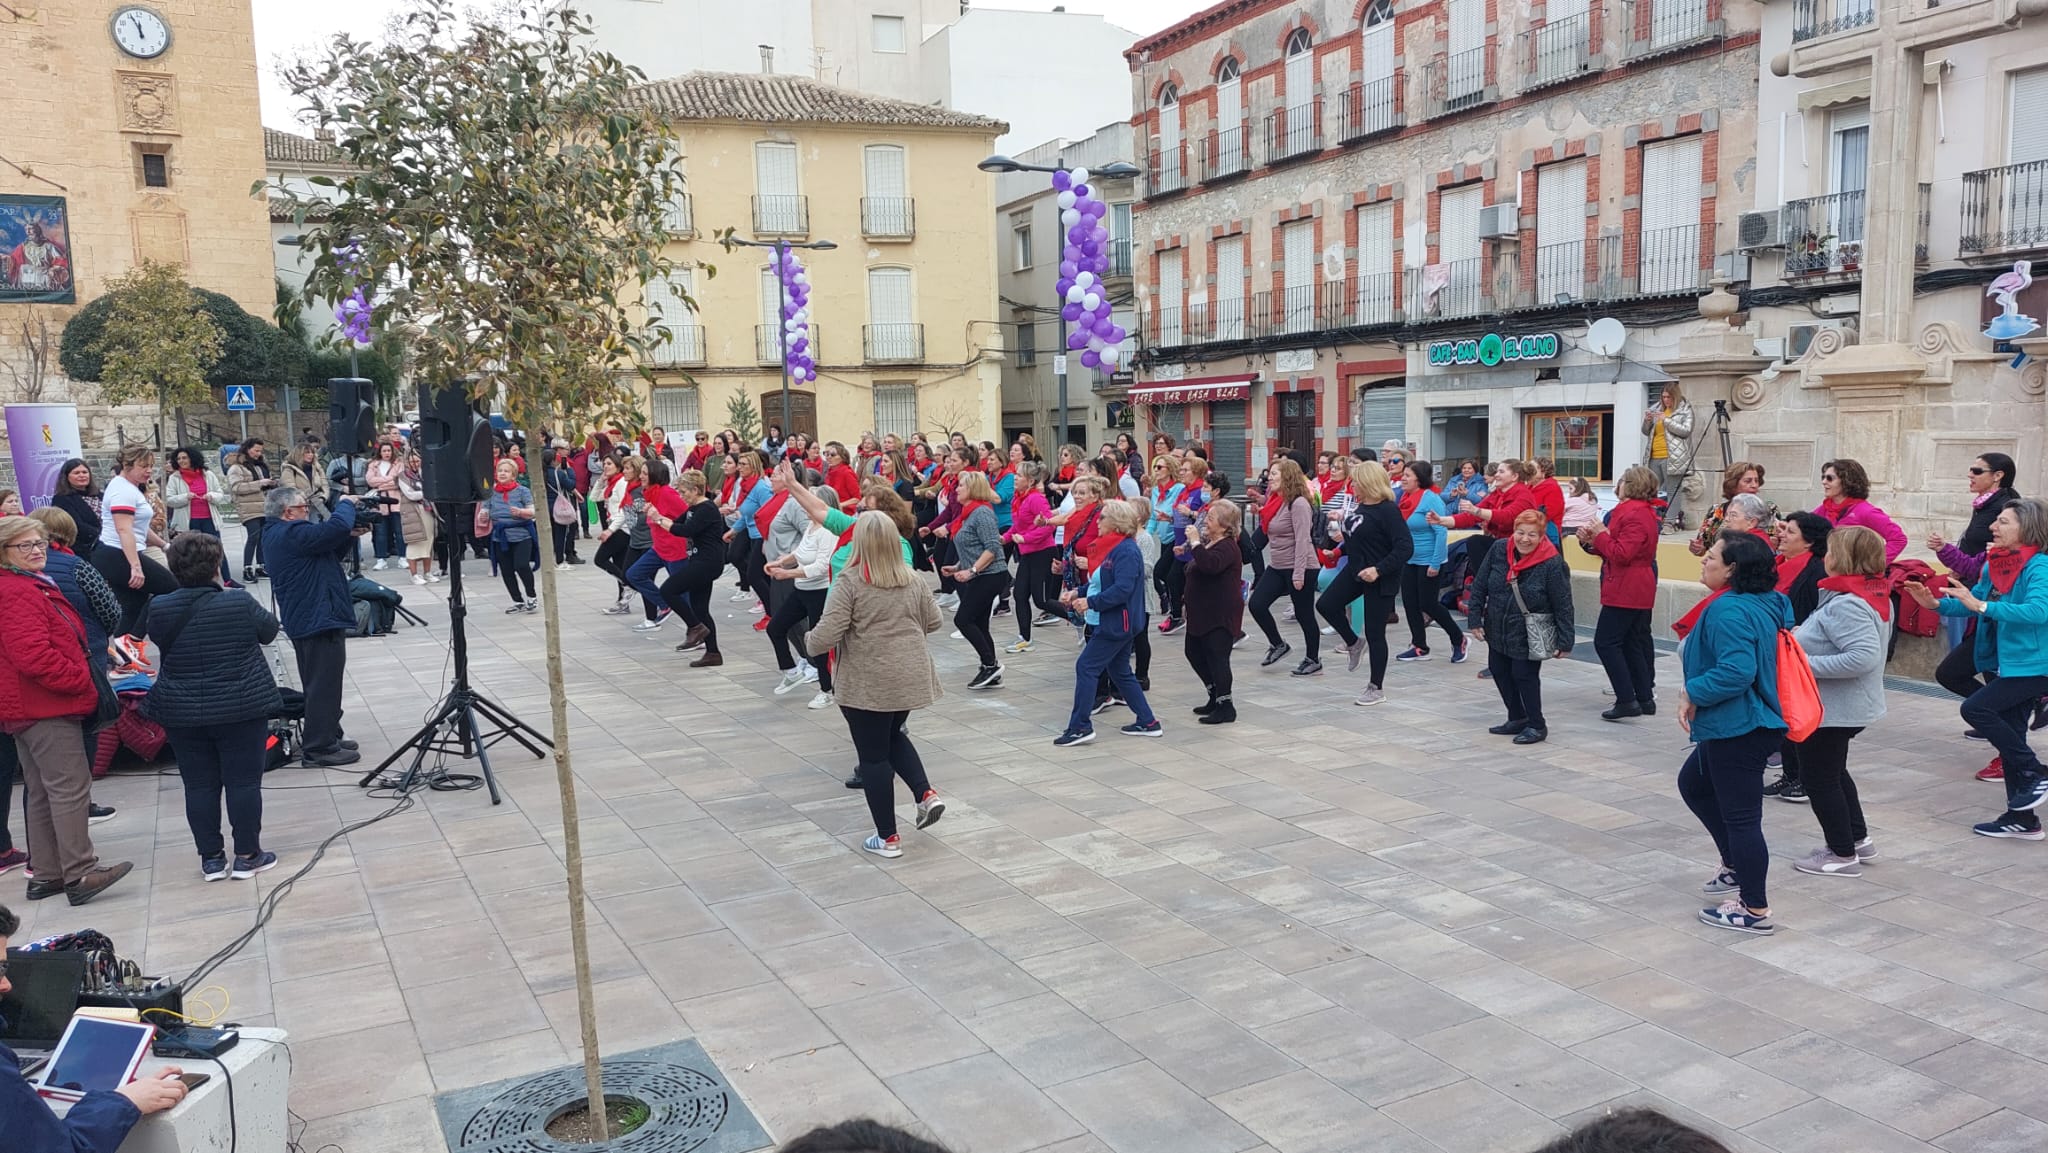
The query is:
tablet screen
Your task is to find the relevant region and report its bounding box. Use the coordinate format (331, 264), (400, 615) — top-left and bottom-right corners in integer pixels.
(40, 1018), (152, 1096)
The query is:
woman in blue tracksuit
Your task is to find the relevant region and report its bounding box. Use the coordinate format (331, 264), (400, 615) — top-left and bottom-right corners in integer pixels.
(1907, 497), (2048, 838)
(1055, 500), (1160, 745)
(1676, 531), (1790, 936)
(1396, 461), (1465, 663)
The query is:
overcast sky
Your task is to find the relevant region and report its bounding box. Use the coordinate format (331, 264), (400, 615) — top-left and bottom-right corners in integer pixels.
(253, 0), (1205, 129)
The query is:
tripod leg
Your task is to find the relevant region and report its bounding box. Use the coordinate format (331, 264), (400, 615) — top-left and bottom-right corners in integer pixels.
(468, 695), (552, 756)
(361, 692), (465, 787)
(460, 703), (503, 805)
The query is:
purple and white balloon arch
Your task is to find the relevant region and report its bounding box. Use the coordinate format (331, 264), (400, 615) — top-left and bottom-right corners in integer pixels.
(776, 248), (816, 383)
(1052, 167), (1128, 373)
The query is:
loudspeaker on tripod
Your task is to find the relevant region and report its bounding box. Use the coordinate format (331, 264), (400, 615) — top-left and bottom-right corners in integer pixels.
(417, 382), (495, 504)
(327, 378), (377, 456)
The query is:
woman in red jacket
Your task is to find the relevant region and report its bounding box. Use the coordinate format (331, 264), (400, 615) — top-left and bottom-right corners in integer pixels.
(0, 516), (132, 906)
(1531, 457), (1567, 541)
(1577, 466), (1663, 720)
(1433, 459), (1540, 540)
(823, 442), (863, 511)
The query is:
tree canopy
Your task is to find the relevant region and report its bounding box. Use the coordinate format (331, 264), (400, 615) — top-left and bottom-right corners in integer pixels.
(60, 278), (307, 393)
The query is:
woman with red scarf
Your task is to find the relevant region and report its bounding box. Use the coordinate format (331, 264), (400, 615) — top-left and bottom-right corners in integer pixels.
(1786, 525), (1891, 876)
(1466, 510), (1575, 744)
(1247, 459), (1320, 674)
(1435, 459), (1540, 541)
(1908, 498), (2048, 838)
(1314, 452), (1350, 505)
(1816, 457), (1908, 563)
(823, 442), (863, 511)
(652, 470), (730, 668)
(1577, 466), (1663, 719)
(163, 446), (235, 586)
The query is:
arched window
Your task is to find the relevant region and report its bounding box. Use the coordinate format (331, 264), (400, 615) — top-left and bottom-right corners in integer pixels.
(1284, 29), (1314, 113)
(1216, 59), (1243, 144)
(1365, 0), (1393, 26)
(1156, 83), (1183, 188)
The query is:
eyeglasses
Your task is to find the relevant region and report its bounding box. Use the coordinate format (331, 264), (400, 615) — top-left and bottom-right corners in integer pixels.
(1821, 474), (1838, 482)
(1969, 467), (1990, 476)
(4, 540), (48, 553)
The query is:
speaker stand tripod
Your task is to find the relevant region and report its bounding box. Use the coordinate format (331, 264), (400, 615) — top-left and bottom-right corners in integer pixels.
(1658, 398), (1736, 534)
(362, 512), (549, 802)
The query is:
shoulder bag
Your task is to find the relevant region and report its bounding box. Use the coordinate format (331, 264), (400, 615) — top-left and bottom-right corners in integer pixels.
(1508, 569), (1559, 660)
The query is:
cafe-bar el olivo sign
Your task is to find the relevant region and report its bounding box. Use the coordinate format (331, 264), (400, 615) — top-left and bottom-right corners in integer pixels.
(1427, 332), (1561, 368)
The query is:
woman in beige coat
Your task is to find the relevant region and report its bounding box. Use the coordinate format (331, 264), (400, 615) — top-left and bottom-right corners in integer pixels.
(806, 510), (948, 858)
(396, 450), (440, 585)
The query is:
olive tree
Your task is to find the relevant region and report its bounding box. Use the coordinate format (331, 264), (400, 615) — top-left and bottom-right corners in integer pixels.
(264, 1), (706, 1135)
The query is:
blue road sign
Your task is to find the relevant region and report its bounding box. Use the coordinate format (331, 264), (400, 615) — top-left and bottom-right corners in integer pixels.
(225, 385), (256, 411)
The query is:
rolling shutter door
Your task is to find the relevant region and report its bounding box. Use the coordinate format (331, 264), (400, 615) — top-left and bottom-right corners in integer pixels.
(1640, 137), (1701, 294)
(1210, 400), (1249, 485)
(1357, 384), (1407, 452)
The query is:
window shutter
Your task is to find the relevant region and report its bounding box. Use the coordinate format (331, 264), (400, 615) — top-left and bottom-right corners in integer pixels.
(1215, 237), (1245, 338)
(1283, 220), (1315, 332)
(1161, 94), (1181, 151)
(760, 268), (782, 325)
(755, 142), (797, 197)
(1210, 400), (1249, 484)
(2013, 69), (2048, 164)
(1439, 185), (1483, 263)
(1549, 0), (1590, 20)
(1218, 75), (1242, 133)
(1357, 384), (1408, 452)
(1356, 203), (1394, 323)
(864, 145), (906, 198)
(1537, 161), (1587, 302)
(1361, 21), (1393, 83)
(1286, 37), (1314, 114)
(1157, 249), (1184, 343)
(1640, 136), (1702, 294)
(868, 268), (912, 325)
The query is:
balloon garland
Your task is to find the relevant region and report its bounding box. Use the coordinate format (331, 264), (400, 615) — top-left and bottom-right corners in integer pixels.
(1053, 167), (1128, 373)
(337, 243), (374, 346)
(776, 247), (816, 384)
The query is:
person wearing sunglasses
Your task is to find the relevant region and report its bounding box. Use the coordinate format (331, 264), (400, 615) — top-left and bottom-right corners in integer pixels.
(1814, 458), (1907, 563)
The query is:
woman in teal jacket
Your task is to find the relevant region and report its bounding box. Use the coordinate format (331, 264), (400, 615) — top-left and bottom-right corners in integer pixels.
(1675, 531), (1790, 936)
(1908, 497), (2048, 838)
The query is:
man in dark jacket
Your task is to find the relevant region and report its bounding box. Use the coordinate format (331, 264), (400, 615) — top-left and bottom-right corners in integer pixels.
(262, 485), (363, 766)
(1, 905), (190, 1151)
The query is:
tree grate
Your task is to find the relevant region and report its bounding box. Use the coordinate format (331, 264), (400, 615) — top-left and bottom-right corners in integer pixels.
(434, 1041), (771, 1153)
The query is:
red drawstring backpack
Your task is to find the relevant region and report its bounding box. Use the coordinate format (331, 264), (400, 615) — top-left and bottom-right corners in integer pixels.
(1776, 629), (1822, 742)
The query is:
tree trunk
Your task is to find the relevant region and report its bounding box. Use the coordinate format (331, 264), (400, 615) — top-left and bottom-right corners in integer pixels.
(532, 419), (606, 1140)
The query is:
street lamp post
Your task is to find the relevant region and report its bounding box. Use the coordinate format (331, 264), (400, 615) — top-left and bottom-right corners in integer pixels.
(978, 155), (1141, 446)
(731, 236), (836, 441)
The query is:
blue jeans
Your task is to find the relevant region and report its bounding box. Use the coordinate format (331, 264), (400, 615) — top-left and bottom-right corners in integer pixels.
(184, 518), (234, 585)
(1068, 630), (1154, 732)
(372, 513), (404, 559)
(625, 550), (684, 612)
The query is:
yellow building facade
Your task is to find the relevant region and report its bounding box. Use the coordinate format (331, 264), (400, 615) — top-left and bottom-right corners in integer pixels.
(0, 1), (273, 454)
(631, 72), (1006, 444)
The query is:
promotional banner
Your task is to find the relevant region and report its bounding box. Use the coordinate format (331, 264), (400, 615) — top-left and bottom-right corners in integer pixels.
(5, 403), (83, 511)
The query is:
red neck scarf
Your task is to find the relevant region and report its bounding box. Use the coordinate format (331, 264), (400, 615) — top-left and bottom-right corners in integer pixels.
(1820, 496), (1861, 524)
(1506, 536), (1560, 578)
(492, 480), (518, 495)
(1819, 573), (1892, 621)
(1987, 545), (2040, 596)
(1087, 531), (1129, 574)
(1258, 492), (1284, 534)
(754, 490), (791, 538)
(1398, 485), (1430, 520)
(1316, 474), (1343, 502)
(1056, 462), (1076, 483)
(1775, 551), (1810, 593)
(1672, 588), (1727, 640)
(1069, 503), (1103, 557)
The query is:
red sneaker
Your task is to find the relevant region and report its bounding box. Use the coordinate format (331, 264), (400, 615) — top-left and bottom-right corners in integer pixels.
(753, 615), (771, 632)
(1978, 757), (2005, 782)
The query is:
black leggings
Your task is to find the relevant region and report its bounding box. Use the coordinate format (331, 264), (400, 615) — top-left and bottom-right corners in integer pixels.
(1936, 631), (1991, 699)
(1318, 565), (1395, 686)
(1487, 647), (1547, 730)
(91, 543), (178, 636)
(767, 585), (834, 691)
(1593, 606), (1656, 707)
(954, 572), (1009, 668)
(1015, 549), (1057, 641)
(727, 533), (756, 598)
(842, 706), (932, 839)
(1785, 726), (1866, 857)
(661, 553), (723, 652)
(594, 531), (631, 588)
(498, 538), (536, 601)
(1185, 627), (1234, 701)
(1152, 552), (1188, 621)
(1399, 565), (1464, 652)
(1248, 565), (1320, 660)
(241, 517), (266, 570)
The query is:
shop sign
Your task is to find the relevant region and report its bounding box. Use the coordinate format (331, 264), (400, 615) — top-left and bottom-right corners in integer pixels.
(1426, 331), (1561, 368)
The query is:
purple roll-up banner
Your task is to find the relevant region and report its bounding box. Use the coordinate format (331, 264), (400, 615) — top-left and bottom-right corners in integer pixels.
(5, 403), (82, 511)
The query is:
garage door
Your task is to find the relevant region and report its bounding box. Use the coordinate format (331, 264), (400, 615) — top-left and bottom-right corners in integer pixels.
(1210, 400), (1249, 486)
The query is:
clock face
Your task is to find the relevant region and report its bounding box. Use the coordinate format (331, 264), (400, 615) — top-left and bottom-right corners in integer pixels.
(111, 6), (171, 59)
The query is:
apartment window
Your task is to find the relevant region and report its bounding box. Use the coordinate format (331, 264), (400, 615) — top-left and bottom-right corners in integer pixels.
(1282, 220), (1316, 334)
(1828, 105), (1869, 252)
(1639, 136), (1703, 294)
(1536, 160), (1588, 303)
(868, 267), (917, 360)
(1523, 408), (1613, 482)
(651, 386), (701, 432)
(873, 383), (918, 438)
(1437, 183), (1484, 316)
(1156, 248), (1185, 344)
(2012, 68), (2048, 165)
(1015, 309), (1038, 365)
(1215, 235), (1246, 339)
(1013, 221), (1033, 270)
(872, 14), (907, 54)
(754, 141), (802, 233)
(1356, 203), (1395, 324)
(1217, 57), (1243, 138)
(863, 144), (912, 236)
(1362, 0), (1395, 82)
(140, 150), (169, 188)
(1447, 0), (1485, 102)
(1284, 29), (1315, 134)
(1156, 84), (1183, 190)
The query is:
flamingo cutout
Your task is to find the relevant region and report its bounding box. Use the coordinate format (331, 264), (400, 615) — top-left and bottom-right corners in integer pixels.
(1988, 260), (2033, 318)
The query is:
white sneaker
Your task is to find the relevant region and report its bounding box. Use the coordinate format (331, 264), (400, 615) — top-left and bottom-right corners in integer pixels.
(427, 572), (443, 583)
(556, 562), (572, 572)
(950, 630), (964, 640)
(412, 573), (428, 586)
(730, 590), (754, 602)
(372, 558), (389, 571)
(801, 663), (820, 683)
(807, 691), (835, 710)
(1006, 638), (1033, 654)
(631, 618), (664, 632)
(774, 669), (805, 695)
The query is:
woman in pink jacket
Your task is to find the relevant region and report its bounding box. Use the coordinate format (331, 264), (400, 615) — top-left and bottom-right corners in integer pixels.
(1003, 461), (1058, 653)
(1816, 458), (1908, 563)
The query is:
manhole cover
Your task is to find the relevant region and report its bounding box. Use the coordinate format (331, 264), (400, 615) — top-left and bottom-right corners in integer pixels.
(434, 1040), (771, 1153)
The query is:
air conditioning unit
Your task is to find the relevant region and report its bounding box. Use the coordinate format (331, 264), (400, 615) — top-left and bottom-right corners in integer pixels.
(1787, 318), (1854, 361)
(1478, 203), (1520, 240)
(1737, 209), (1784, 251)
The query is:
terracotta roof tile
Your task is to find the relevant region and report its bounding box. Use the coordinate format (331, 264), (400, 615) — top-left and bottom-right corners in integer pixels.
(630, 71), (1006, 133)
(264, 127), (346, 166)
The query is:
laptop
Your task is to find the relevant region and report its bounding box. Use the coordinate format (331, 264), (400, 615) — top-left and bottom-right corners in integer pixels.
(1, 950), (89, 1055)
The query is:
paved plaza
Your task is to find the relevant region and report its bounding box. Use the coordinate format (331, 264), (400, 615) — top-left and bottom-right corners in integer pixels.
(10, 541), (2048, 1153)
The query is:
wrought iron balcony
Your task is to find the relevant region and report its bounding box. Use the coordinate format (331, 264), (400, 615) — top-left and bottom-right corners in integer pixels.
(1919, 181), (1932, 264)
(1264, 99), (1323, 163)
(1149, 305), (1185, 348)
(1338, 77), (1403, 142)
(1961, 160), (2048, 255)
(1257, 285), (1324, 335)
(661, 194), (694, 235)
(1147, 145), (1187, 197)
(752, 195), (809, 236)
(640, 324), (706, 369)
(1535, 240), (1595, 305)
(1107, 239), (1133, 279)
(863, 323), (924, 364)
(1205, 125), (1252, 181)
(756, 324), (821, 366)
(1784, 192), (1866, 278)
(861, 197), (915, 239)
(1792, 0), (1876, 43)
(1327, 273), (1401, 327)
(1525, 12), (1594, 92)
(1409, 257), (1490, 319)
(1622, 0), (1718, 60)
(1634, 224), (1710, 296)
(1421, 49), (1492, 120)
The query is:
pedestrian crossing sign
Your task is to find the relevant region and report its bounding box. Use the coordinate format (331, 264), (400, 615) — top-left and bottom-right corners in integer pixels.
(225, 385), (256, 411)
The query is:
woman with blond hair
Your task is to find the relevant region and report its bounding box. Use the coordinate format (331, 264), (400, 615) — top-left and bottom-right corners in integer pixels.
(806, 511), (948, 858)
(395, 449), (439, 585)
(1787, 524), (1890, 876)
(1578, 466), (1663, 718)
(1688, 461), (1775, 557)
(1318, 460), (1413, 704)
(90, 443), (177, 636)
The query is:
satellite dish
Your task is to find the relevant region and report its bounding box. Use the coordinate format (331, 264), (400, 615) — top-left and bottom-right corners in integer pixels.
(1586, 317), (1627, 357)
